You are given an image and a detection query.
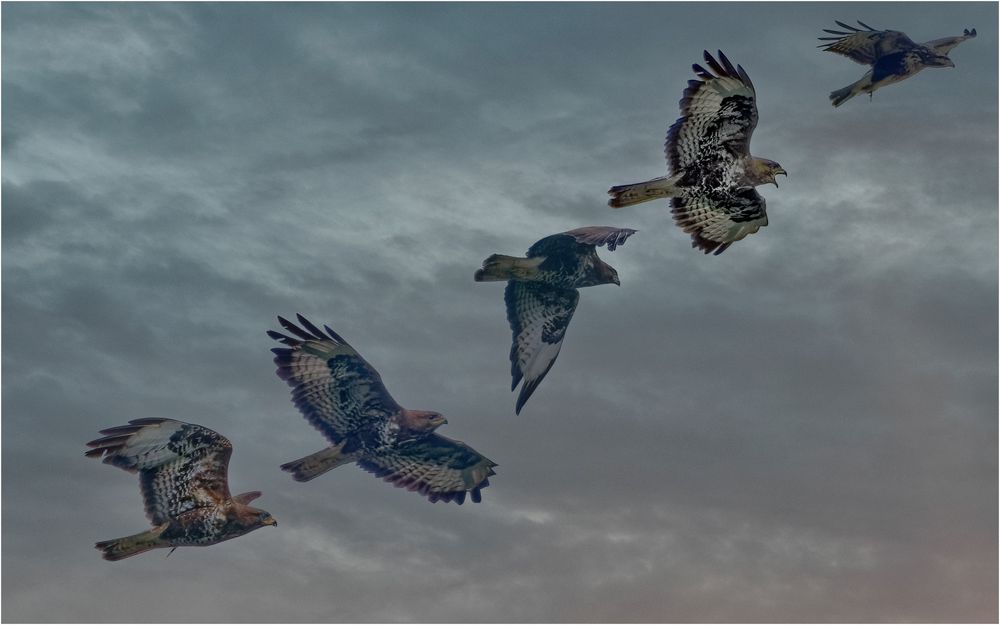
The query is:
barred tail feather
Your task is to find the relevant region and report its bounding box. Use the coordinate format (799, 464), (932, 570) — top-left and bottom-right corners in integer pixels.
(607, 175), (679, 208)
(96, 525), (167, 561)
(280, 443), (357, 482)
(474, 255), (541, 282)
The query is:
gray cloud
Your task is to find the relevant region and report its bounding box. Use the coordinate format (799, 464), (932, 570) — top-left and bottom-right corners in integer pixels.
(3, 2), (996, 622)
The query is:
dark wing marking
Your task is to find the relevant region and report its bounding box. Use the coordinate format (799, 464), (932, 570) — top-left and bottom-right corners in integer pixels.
(671, 187), (768, 255)
(666, 50), (758, 173)
(268, 314), (402, 446)
(871, 49), (926, 83)
(818, 21), (917, 65)
(923, 28), (976, 55)
(357, 433), (497, 504)
(505, 282), (580, 414)
(560, 226), (638, 252)
(86, 418), (233, 525)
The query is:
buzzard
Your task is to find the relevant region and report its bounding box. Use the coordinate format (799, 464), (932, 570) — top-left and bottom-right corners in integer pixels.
(86, 418), (276, 561)
(608, 50), (785, 255)
(819, 21), (977, 106)
(475, 226), (636, 414)
(268, 314), (497, 504)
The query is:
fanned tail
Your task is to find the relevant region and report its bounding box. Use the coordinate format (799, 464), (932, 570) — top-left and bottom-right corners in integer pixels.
(280, 442), (358, 482)
(95, 525), (168, 561)
(607, 175), (679, 208)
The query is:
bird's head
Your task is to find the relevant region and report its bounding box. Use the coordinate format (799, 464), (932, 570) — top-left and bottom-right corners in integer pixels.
(588, 258), (620, 287)
(751, 158), (787, 187)
(928, 54), (955, 68)
(256, 510), (278, 528)
(401, 409), (448, 432)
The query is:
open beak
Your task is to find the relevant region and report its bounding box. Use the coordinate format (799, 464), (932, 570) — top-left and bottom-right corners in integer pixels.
(773, 168), (787, 187)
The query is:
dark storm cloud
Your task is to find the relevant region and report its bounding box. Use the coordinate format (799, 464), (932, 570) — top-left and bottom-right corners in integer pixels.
(3, 2), (996, 623)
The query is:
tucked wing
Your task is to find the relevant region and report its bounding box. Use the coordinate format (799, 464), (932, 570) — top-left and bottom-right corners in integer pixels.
(505, 281), (580, 414)
(358, 433), (497, 504)
(560, 226), (638, 252)
(671, 187), (768, 255)
(666, 50), (758, 174)
(818, 21), (917, 65)
(923, 28), (976, 55)
(86, 418), (233, 524)
(268, 314), (402, 446)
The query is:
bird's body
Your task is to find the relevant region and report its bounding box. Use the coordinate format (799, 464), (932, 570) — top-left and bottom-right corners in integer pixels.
(819, 21), (976, 106)
(86, 418), (276, 561)
(268, 315), (496, 504)
(475, 226), (636, 414)
(608, 51), (785, 255)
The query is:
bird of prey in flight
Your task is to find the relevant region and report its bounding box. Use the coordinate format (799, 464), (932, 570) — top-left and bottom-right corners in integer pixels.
(608, 51), (785, 255)
(475, 226), (636, 414)
(818, 20), (977, 106)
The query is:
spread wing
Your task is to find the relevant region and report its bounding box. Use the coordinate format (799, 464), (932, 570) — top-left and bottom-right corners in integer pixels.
(671, 187), (768, 256)
(505, 281), (580, 415)
(666, 50), (758, 174)
(268, 314), (401, 445)
(559, 226), (638, 252)
(923, 28), (976, 55)
(86, 418), (233, 525)
(818, 21), (917, 65)
(358, 434), (497, 504)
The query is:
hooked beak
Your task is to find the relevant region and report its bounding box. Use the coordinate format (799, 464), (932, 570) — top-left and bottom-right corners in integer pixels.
(264, 517), (277, 527)
(432, 416), (448, 427)
(773, 168), (787, 187)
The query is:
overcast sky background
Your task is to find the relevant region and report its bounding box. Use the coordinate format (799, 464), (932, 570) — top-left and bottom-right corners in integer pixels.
(2, 2), (997, 623)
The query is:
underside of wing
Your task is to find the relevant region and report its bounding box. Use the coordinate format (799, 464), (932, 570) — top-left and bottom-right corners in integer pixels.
(671, 187), (768, 255)
(358, 434), (497, 504)
(505, 282), (580, 414)
(86, 418), (233, 524)
(923, 28), (977, 55)
(818, 21), (916, 65)
(268, 315), (401, 446)
(560, 226), (638, 252)
(666, 50), (758, 173)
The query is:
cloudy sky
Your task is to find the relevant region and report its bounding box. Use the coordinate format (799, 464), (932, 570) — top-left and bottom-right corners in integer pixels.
(2, 2), (996, 622)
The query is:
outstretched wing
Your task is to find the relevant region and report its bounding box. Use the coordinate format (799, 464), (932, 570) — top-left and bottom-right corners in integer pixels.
(560, 226), (638, 252)
(818, 21), (917, 65)
(666, 50), (758, 174)
(358, 433), (497, 504)
(923, 28), (976, 55)
(269, 315), (401, 446)
(671, 187), (768, 255)
(505, 281), (580, 415)
(86, 418), (232, 524)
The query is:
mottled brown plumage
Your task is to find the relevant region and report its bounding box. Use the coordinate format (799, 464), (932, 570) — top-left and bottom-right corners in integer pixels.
(86, 418), (276, 561)
(268, 315), (497, 504)
(608, 51), (785, 255)
(475, 226), (636, 414)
